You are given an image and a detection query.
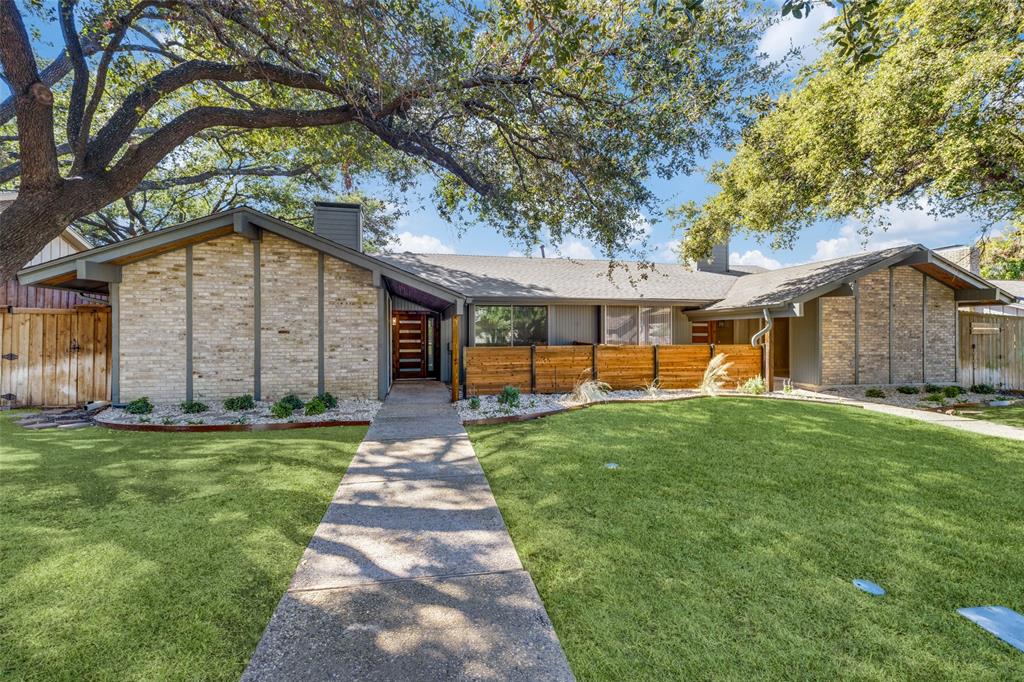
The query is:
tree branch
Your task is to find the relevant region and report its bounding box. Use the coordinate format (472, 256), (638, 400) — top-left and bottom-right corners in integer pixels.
(58, 0), (90, 156)
(134, 163), (314, 191)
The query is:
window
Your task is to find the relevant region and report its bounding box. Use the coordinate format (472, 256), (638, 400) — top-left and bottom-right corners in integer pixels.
(604, 305), (673, 345)
(474, 305), (548, 346)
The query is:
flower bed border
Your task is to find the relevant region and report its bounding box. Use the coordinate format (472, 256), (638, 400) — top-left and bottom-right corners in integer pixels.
(461, 393), (856, 426)
(97, 418), (371, 433)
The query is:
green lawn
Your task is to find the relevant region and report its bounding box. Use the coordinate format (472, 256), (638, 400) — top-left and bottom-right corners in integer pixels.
(961, 404), (1024, 429)
(0, 412), (362, 681)
(469, 399), (1024, 681)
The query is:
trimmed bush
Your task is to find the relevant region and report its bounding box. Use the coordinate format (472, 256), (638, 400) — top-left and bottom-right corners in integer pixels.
(970, 384), (996, 394)
(318, 392), (338, 410)
(469, 396), (481, 410)
(943, 385), (964, 399)
(180, 400), (208, 414)
(270, 401), (293, 419)
(865, 388), (886, 398)
(125, 397), (153, 415)
(498, 385), (521, 408)
(739, 375), (767, 395)
(896, 386), (920, 394)
(924, 383), (944, 393)
(223, 394), (256, 411)
(278, 394), (304, 411)
(926, 391), (946, 404)
(304, 397), (327, 416)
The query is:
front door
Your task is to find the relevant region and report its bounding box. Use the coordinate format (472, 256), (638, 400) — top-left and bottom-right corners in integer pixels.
(392, 312), (438, 379)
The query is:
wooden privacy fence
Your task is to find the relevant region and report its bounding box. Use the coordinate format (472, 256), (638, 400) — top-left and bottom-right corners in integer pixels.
(464, 343), (762, 396)
(959, 312), (1024, 390)
(0, 306), (112, 407)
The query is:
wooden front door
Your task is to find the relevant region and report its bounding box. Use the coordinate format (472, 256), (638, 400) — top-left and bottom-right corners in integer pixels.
(393, 312), (438, 379)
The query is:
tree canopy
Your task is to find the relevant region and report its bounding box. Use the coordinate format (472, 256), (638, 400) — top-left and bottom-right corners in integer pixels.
(981, 228), (1024, 280)
(678, 0), (1024, 262)
(0, 0), (778, 280)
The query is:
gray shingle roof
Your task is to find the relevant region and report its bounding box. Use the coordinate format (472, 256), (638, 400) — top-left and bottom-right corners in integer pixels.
(993, 280), (1024, 300)
(698, 246), (921, 311)
(377, 252), (742, 302)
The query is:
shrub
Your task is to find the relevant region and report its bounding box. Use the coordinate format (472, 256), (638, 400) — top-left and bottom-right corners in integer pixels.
(270, 401), (293, 419)
(468, 396), (481, 410)
(924, 383), (944, 393)
(700, 353), (733, 395)
(865, 388), (886, 398)
(498, 385), (521, 408)
(304, 397), (327, 416)
(278, 394), (304, 411)
(223, 394), (255, 411)
(782, 380), (794, 394)
(125, 397), (153, 415)
(180, 400), (208, 414)
(896, 385), (920, 394)
(318, 392), (338, 410)
(970, 383), (996, 394)
(739, 375), (767, 395)
(926, 391), (946, 404)
(943, 385), (964, 399)
(571, 378), (611, 404)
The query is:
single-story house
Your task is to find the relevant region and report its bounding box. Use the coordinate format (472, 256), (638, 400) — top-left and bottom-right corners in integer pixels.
(17, 203), (1018, 403)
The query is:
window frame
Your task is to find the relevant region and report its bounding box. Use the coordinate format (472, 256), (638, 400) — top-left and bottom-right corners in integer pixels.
(473, 304), (550, 347)
(603, 304), (675, 345)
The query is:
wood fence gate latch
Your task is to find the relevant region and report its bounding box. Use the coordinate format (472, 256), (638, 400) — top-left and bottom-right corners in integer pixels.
(69, 339), (81, 354)
(1, 353), (16, 361)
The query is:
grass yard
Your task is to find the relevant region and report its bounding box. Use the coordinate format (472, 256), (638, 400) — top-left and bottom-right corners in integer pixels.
(0, 412), (362, 681)
(961, 403), (1024, 429)
(469, 398), (1024, 681)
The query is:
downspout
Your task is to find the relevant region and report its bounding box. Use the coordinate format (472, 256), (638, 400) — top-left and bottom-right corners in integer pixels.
(751, 308), (772, 347)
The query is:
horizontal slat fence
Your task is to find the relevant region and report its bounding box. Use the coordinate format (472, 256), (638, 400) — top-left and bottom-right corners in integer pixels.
(959, 312), (1024, 390)
(464, 343), (762, 396)
(0, 306), (111, 407)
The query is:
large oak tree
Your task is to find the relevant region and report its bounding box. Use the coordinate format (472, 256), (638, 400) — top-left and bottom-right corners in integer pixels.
(0, 0), (776, 281)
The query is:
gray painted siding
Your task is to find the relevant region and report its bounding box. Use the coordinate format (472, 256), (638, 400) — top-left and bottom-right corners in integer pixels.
(313, 204), (361, 251)
(392, 296), (432, 312)
(440, 308), (453, 383)
(549, 305), (598, 345)
(790, 297), (821, 385)
(672, 308), (692, 344)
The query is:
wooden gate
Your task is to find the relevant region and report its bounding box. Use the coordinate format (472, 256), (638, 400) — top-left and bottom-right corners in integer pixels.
(0, 306), (112, 407)
(959, 312), (1024, 390)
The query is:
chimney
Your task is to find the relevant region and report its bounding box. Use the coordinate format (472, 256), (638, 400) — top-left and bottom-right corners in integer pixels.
(313, 201), (362, 251)
(696, 239), (729, 274)
(935, 244), (980, 274)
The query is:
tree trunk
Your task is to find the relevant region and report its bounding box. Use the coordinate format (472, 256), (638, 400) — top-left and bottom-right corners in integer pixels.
(0, 190), (81, 282)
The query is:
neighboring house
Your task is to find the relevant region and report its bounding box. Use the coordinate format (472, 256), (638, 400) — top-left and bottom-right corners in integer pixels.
(18, 203), (1017, 403)
(0, 191), (99, 308)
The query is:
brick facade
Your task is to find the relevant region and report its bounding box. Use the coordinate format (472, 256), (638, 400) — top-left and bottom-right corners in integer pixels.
(817, 266), (957, 385)
(115, 230), (381, 404)
(821, 296), (856, 384)
(323, 257), (378, 398)
(119, 249), (187, 402)
(856, 270), (890, 384)
(924, 277), (956, 382)
(891, 267), (924, 383)
(192, 234), (255, 400)
(259, 232), (319, 400)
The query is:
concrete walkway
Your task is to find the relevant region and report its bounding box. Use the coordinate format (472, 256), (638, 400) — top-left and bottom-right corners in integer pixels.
(849, 399), (1024, 441)
(243, 381), (574, 681)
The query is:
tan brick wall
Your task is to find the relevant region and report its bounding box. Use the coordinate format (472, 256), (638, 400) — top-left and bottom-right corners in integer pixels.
(323, 257), (377, 398)
(924, 276), (956, 382)
(260, 232), (319, 400)
(192, 234), (255, 400)
(856, 270), (890, 384)
(821, 296), (855, 384)
(891, 267), (924, 383)
(119, 249), (187, 402)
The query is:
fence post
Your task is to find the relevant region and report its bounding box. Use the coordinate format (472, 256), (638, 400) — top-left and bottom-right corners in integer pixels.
(530, 344), (537, 394)
(591, 343), (598, 380)
(653, 344), (660, 384)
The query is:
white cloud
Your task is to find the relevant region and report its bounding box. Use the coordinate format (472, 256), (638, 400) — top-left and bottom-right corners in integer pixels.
(627, 214), (653, 246)
(731, 249), (784, 269)
(811, 205), (976, 261)
(555, 240), (596, 259)
(758, 7), (837, 64)
(389, 231), (455, 254)
(811, 225), (910, 260)
(653, 239), (682, 263)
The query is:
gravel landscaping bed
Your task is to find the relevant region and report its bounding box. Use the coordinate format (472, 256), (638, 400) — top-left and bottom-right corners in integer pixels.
(96, 398), (381, 427)
(456, 388), (703, 421)
(820, 384), (1019, 410)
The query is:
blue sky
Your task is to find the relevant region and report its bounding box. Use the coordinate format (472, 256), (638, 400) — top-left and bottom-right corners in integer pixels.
(17, 2), (987, 268)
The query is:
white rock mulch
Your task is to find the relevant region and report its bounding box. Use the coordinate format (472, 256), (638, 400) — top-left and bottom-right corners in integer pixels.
(456, 388), (702, 421)
(96, 398), (381, 427)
